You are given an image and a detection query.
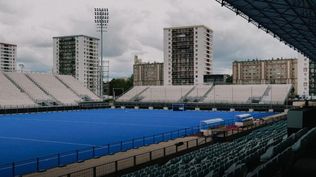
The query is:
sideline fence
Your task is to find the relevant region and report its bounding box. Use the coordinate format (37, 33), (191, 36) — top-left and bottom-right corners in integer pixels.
(57, 136), (212, 177)
(56, 117), (285, 177)
(0, 126), (201, 177)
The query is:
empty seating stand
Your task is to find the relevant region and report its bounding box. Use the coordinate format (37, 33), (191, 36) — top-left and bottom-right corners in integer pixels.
(184, 85), (213, 102)
(123, 121), (288, 177)
(56, 75), (101, 101)
(0, 72), (35, 108)
(260, 84), (292, 105)
(116, 86), (149, 102)
(117, 84), (291, 105)
(5, 72), (56, 105)
(0, 71), (101, 108)
(138, 86), (194, 103)
(27, 73), (83, 105)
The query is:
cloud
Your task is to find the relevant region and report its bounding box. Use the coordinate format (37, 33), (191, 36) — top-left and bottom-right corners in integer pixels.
(0, 0), (297, 77)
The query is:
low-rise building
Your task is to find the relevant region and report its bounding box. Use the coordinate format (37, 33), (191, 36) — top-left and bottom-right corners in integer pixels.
(133, 55), (163, 86)
(233, 58), (298, 94)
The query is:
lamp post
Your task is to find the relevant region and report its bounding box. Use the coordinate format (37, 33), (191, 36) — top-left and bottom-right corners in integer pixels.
(94, 8), (109, 97)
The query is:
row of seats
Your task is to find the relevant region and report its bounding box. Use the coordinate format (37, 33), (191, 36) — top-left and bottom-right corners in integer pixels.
(247, 127), (316, 177)
(261, 85), (292, 105)
(56, 75), (101, 101)
(122, 120), (288, 177)
(0, 72), (101, 107)
(117, 84), (292, 105)
(5, 72), (53, 102)
(0, 72), (36, 107)
(139, 86), (194, 103)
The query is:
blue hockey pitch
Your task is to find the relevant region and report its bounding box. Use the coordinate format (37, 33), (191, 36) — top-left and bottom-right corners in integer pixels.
(0, 109), (275, 176)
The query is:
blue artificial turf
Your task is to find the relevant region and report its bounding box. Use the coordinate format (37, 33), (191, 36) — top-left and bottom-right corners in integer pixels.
(0, 109), (275, 176)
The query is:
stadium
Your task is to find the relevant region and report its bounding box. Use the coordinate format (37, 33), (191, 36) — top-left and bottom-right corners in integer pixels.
(0, 1), (316, 177)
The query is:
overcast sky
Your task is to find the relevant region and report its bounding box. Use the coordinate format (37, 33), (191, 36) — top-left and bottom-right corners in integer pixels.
(0, 0), (298, 78)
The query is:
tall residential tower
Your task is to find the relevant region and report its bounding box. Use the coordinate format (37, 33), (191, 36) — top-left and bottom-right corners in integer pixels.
(0, 42), (16, 72)
(53, 35), (100, 95)
(163, 25), (213, 85)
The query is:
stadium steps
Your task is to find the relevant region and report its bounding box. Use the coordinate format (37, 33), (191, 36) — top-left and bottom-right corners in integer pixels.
(262, 86), (271, 97)
(4, 72), (58, 106)
(25, 74), (62, 105)
(261, 85), (273, 104)
(0, 72), (36, 107)
(54, 75), (82, 99)
(201, 84), (215, 102)
(284, 85), (293, 104)
(2, 72), (36, 104)
(179, 86), (197, 102)
(130, 86), (149, 102)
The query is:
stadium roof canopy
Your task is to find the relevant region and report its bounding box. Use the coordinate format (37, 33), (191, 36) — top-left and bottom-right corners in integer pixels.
(215, 0), (316, 61)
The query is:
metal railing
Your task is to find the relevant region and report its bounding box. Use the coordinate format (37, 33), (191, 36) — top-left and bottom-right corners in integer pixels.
(0, 126), (200, 177)
(56, 116), (287, 177)
(0, 103), (109, 115)
(57, 136), (211, 177)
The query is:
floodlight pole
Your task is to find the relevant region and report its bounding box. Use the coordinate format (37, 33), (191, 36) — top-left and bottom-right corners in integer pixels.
(100, 23), (103, 97)
(94, 8), (109, 97)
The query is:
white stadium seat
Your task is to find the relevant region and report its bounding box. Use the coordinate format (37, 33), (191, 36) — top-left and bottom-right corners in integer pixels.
(117, 84), (291, 105)
(5, 72), (54, 102)
(56, 75), (101, 101)
(27, 73), (83, 105)
(0, 72), (36, 107)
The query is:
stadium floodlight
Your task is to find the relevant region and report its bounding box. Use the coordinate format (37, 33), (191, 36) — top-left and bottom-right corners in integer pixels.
(94, 8), (109, 97)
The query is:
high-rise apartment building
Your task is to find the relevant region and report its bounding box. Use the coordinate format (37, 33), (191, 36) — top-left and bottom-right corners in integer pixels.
(0, 42), (16, 72)
(133, 55), (163, 86)
(163, 25), (213, 85)
(53, 35), (100, 95)
(233, 58), (298, 94)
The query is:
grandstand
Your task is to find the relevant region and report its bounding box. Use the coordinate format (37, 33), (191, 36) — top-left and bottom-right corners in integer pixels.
(139, 86), (194, 103)
(0, 72), (36, 107)
(261, 85), (293, 105)
(183, 85), (214, 102)
(118, 86), (149, 102)
(56, 75), (101, 101)
(5, 72), (58, 106)
(0, 72), (101, 108)
(27, 73), (82, 105)
(116, 84), (292, 105)
(122, 120), (315, 177)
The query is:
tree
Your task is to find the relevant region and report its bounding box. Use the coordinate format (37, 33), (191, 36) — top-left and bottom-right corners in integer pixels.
(108, 75), (133, 96)
(226, 75), (233, 83)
